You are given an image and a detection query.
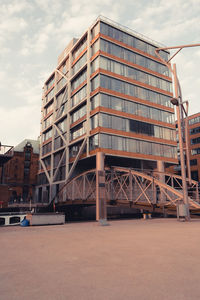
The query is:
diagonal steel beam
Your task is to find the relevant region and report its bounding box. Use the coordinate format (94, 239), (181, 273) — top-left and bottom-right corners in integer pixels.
(53, 148), (66, 181)
(40, 158), (51, 183)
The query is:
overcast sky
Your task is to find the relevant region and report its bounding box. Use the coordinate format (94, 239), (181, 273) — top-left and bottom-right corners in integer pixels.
(1, 0), (200, 146)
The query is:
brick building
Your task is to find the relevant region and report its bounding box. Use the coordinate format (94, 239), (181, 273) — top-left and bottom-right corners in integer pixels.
(0, 139), (39, 206)
(188, 112), (200, 181)
(37, 16), (177, 203)
(167, 112), (200, 183)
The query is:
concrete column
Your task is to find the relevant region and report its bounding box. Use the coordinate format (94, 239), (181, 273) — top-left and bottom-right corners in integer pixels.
(96, 152), (107, 222)
(157, 161), (165, 203)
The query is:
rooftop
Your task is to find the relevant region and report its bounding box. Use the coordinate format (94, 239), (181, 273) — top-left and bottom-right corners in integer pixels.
(14, 139), (39, 154)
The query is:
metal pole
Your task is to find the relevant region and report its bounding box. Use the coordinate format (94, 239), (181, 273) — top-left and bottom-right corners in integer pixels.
(173, 64), (190, 221)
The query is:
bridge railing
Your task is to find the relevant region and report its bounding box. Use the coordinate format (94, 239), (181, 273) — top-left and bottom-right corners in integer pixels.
(55, 167), (200, 210)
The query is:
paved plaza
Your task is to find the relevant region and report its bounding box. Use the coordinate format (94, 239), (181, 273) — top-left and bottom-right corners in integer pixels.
(1, 218), (200, 300)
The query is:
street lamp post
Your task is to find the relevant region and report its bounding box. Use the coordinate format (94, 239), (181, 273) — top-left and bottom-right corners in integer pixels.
(155, 43), (200, 221)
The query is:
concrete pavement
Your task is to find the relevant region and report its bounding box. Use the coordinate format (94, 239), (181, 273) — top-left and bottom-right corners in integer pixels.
(1, 219), (200, 300)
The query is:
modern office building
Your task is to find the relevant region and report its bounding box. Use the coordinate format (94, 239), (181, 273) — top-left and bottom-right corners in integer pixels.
(37, 16), (177, 203)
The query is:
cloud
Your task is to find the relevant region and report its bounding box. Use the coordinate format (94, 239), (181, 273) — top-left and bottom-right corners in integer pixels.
(20, 22), (55, 55)
(0, 105), (40, 146)
(1, 0), (31, 16)
(1, 0), (200, 146)
(127, 0), (200, 44)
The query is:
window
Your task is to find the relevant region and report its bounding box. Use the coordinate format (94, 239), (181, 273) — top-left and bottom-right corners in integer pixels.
(190, 159), (197, 166)
(189, 116), (200, 125)
(99, 74), (172, 107)
(92, 112), (174, 140)
(43, 156), (51, 168)
(44, 102), (53, 116)
(191, 137), (200, 145)
(56, 117), (67, 134)
(191, 170), (199, 181)
(56, 90), (67, 109)
(70, 122), (86, 141)
(71, 69), (87, 92)
(71, 85), (87, 107)
(54, 136), (64, 150)
(93, 56), (171, 92)
(91, 75), (100, 91)
(100, 39), (169, 76)
(43, 129), (52, 142)
(97, 133), (177, 158)
(72, 53), (87, 75)
(70, 141), (87, 157)
(71, 105), (86, 123)
(45, 88), (54, 103)
(57, 77), (67, 92)
(72, 36), (87, 60)
(91, 93), (174, 124)
(42, 142), (52, 155)
(46, 75), (55, 91)
(43, 114), (53, 130)
(190, 126), (200, 135)
(100, 22), (169, 61)
(191, 148), (200, 155)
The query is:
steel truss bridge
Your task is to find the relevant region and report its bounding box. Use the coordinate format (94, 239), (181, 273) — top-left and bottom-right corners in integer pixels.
(55, 167), (200, 217)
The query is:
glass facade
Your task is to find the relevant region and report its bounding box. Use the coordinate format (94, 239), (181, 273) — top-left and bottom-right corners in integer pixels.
(91, 93), (174, 123)
(91, 113), (175, 141)
(190, 126), (200, 135)
(70, 122), (86, 141)
(72, 53), (87, 75)
(92, 56), (171, 92)
(90, 133), (176, 158)
(91, 74), (172, 107)
(72, 36), (87, 60)
(191, 148), (200, 155)
(43, 114), (53, 130)
(71, 69), (87, 91)
(100, 22), (169, 61)
(71, 85), (87, 107)
(191, 137), (200, 145)
(189, 116), (200, 125)
(71, 105), (86, 123)
(99, 39), (169, 76)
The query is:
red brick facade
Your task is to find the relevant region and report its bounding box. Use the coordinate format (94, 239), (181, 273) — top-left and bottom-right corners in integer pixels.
(0, 141), (39, 207)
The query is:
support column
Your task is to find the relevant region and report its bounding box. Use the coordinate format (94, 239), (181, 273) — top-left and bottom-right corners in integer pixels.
(129, 170), (133, 203)
(157, 161), (165, 203)
(96, 152), (107, 224)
